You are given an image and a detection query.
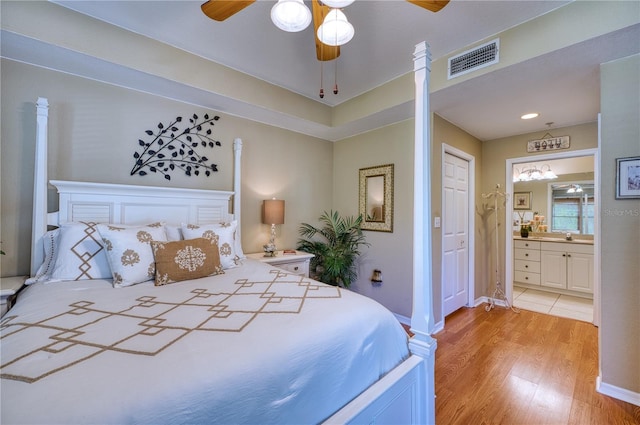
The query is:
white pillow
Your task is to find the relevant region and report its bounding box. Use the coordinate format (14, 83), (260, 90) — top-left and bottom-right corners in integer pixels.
(48, 222), (112, 282)
(181, 221), (241, 269)
(97, 222), (167, 288)
(25, 228), (60, 285)
(165, 225), (183, 241)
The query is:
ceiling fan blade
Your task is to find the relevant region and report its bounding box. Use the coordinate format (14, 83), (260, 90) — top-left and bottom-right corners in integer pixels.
(312, 0), (340, 62)
(406, 0), (450, 13)
(201, 0), (256, 22)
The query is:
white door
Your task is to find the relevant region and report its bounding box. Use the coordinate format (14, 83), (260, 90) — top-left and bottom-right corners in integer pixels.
(442, 152), (470, 316)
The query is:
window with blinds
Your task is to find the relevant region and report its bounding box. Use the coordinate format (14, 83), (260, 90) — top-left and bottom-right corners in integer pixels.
(551, 184), (595, 234)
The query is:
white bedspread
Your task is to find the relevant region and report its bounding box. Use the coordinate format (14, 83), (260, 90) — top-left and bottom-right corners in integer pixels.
(1, 259), (409, 424)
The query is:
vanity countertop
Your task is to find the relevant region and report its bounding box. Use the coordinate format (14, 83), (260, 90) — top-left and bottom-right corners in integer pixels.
(513, 235), (594, 245)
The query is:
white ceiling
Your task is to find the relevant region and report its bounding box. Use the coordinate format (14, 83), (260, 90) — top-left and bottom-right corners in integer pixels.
(17, 1), (640, 141)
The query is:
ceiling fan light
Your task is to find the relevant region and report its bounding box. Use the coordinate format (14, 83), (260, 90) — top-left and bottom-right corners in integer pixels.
(321, 0), (355, 8)
(317, 9), (354, 46)
(271, 0), (312, 33)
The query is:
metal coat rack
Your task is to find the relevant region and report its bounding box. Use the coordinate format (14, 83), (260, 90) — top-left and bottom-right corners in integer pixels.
(482, 184), (519, 313)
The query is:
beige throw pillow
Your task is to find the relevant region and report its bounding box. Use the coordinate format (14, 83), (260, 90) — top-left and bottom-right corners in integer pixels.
(151, 238), (224, 286)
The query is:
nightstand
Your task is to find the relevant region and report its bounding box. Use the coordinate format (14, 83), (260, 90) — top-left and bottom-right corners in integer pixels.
(1, 276), (27, 317)
(246, 251), (314, 277)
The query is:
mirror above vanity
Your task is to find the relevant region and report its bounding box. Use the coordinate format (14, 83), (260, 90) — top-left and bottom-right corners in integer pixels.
(512, 155), (595, 238)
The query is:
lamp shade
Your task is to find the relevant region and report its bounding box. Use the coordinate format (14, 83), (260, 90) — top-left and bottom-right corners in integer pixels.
(317, 9), (354, 46)
(271, 0), (312, 33)
(263, 199), (285, 225)
(321, 0), (355, 7)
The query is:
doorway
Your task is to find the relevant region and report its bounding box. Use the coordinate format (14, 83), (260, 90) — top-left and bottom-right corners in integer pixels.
(505, 148), (600, 326)
(441, 145), (475, 319)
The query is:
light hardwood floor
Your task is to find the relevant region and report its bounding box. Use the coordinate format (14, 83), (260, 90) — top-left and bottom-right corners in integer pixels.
(432, 305), (640, 424)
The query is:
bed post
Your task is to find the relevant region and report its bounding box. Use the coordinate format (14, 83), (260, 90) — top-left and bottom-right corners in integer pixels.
(410, 41), (438, 425)
(233, 138), (243, 249)
(30, 97), (49, 276)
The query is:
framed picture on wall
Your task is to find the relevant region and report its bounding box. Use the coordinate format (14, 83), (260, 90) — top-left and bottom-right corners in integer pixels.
(616, 156), (640, 199)
(513, 191), (532, 210)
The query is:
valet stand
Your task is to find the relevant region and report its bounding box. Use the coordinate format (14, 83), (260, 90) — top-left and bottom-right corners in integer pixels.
(482, 184), (520, 313)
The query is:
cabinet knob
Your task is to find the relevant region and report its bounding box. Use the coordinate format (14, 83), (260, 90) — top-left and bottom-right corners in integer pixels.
(525, 243), (529, 247)
(525, 265), (528, 268)
(525, 253), (529, 257)
(567, 254), (571, 258)
(525, 276), (529, 280)
(563, 254), (566, 257)
(294, 266), (299, 271)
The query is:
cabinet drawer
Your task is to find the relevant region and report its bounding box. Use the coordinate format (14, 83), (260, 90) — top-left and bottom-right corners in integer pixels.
(276, 261), (309, 276)
(514, 248), (540, 262)
(514, 270), (541, 285)
(540, 241), (593, 254)
(514, 240), (541, 250)
(514, 259), (540, 273)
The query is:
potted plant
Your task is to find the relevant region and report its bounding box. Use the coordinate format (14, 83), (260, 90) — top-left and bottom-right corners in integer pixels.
(297, 210), (369, 288)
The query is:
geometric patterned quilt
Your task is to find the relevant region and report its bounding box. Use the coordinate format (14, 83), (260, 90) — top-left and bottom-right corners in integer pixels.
(1, 260), (408, 425)
(1, 269), (341, 383)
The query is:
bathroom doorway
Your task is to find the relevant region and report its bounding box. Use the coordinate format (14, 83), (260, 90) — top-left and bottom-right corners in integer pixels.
(505, 148), (600, 326)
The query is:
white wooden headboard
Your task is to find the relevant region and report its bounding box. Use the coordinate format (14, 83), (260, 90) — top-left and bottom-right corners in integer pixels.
(31, 97), (243, 275)
(49, 180), (234, 226)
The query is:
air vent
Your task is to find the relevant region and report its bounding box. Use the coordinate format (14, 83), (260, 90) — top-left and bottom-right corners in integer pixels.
(448, 39), (499, 79)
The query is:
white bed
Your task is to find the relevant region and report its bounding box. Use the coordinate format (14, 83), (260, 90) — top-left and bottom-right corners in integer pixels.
(1, 42), (438, 424)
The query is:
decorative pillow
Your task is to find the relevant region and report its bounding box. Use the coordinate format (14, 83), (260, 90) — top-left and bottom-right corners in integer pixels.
(151, 238), (224, 286)
(97, 222), (167, 288)
(48, 222), (112, 282)
(165, 225), (183, 241)
(25, 228), (60, 285)
(181, 221), (240, 269)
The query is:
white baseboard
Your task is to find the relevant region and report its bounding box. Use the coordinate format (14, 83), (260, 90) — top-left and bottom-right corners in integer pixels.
(596, 376), (640, 407)
(394, 313), (410, 326)
(474, 296), (508, 308)
(394, 313), (444, 335)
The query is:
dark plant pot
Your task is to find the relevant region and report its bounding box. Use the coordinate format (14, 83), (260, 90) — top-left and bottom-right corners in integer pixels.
(520, 225), (529, 238)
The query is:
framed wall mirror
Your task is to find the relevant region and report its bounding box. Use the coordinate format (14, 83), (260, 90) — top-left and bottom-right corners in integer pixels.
(359, 164), (393, 232)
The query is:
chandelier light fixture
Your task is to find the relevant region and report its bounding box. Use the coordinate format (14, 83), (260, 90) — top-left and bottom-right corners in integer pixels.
(513, 164), (558, 182)
(567, 184), (583, 194)
(271, 0), (312, 32)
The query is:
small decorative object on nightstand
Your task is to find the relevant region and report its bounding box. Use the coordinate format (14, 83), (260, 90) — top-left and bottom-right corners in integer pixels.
(246, 250), (314, 277)
(1, 276), (27, 317)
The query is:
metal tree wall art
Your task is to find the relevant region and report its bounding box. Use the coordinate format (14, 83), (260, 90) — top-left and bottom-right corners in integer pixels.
(130, 113), (222, 180)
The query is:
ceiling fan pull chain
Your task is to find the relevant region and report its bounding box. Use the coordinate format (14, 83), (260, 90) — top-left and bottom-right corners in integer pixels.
(319, 58), (325, 98)
(333, 57), (339, 95)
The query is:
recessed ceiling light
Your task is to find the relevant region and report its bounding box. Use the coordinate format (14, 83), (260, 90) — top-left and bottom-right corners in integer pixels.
(521, 113), (539, 120)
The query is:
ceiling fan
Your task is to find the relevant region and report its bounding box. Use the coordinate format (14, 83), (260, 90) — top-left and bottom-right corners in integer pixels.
(201, 0), (450, 61)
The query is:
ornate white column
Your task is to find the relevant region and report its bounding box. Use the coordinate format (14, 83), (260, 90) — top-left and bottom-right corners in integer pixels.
(409, 41), (438, 425)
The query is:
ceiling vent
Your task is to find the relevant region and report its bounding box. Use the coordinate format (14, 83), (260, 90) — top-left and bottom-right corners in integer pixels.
(448, 39), (499, 80)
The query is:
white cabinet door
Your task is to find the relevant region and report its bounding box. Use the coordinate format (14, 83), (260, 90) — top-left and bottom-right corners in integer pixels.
(567, 252), (593, 293)
(541, 250), (567, 289)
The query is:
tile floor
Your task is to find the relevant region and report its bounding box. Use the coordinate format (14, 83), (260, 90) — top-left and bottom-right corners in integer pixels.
(512, 286), (593, 322)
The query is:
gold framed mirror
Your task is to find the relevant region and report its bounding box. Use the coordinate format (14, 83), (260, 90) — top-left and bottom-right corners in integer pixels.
(359, 164), (393, 232)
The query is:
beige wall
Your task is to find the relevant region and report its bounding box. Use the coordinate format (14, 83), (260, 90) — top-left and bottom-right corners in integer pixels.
(599, 54), (640, 395)
(332, 120), (415, 318)
(0, 59), (333, 276)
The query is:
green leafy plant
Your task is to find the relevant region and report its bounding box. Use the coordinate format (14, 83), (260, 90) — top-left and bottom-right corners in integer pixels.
(297, 211), (369, 288)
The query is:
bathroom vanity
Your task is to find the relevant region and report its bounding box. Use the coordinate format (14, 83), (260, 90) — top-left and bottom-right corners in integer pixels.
(514, 236), (593, 298)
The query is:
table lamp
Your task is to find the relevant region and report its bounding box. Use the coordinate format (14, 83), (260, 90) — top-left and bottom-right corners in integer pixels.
(262, 198), (285, 256)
